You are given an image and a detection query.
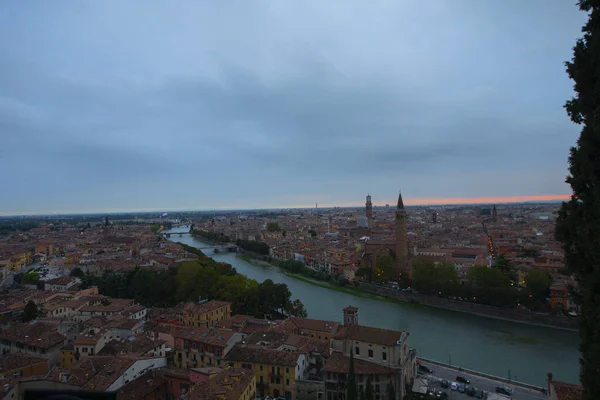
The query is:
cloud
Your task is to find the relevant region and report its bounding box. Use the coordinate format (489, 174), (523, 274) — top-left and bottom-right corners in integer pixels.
(0, 0), (588, 214)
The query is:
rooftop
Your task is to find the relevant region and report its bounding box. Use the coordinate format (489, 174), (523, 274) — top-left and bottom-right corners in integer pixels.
(0, 354), (46, 374)
(0, 321), (66, 349)
(190, 368), (255, 400)
(324, 352), (398, 375)
(224, 344), (300, 367)
(334, 324), (404, 347)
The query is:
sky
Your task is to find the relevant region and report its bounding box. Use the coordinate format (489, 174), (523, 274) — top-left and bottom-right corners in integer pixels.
(0, 1), (588, 215)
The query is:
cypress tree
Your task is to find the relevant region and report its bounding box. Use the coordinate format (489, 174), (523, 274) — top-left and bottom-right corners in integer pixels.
(387, 383), (396, 400)
(556, 2), (600, 398)
(365, 375), (374, 400)
(346, 351), (358, 400)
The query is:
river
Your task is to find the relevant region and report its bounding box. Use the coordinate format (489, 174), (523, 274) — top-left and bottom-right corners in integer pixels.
(166, 227), (579, 387)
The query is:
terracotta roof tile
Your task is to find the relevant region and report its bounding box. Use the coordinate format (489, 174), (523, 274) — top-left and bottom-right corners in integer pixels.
(334, 324), (404, 346)
(324, 352), (397, 375)
(224, 344), (299, 367)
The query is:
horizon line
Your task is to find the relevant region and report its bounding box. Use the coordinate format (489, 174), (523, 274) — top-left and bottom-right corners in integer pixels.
(0, 194), (571, 217)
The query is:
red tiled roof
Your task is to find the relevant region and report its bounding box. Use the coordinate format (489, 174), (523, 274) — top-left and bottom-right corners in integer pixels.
(551, 380), (583, 400)
(224, 344), (299, 366)
(324, 352), (397, 375)
(334, 324), (404, 346)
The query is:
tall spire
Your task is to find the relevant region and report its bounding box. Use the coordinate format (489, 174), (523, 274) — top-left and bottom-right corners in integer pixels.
(397, 190), (404, 210)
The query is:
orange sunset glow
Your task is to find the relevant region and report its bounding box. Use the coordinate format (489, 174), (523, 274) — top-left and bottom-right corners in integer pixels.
(402, 194), (571, 206)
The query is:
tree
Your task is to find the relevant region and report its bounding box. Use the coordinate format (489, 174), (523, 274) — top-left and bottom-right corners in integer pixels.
(266, 222), (281, 232)
(21, 272), (40, 285)
(359, 385), (366, 400)
(412, 259), (459, 296)
(467, 265), (515, 307)
(355, 267), (373, 282)
(525, 269), (551, 304)
(308, 229), (317, 237)
(346, 351), (358, 400)
(387, 383), (396, 400)
(22, 301), (38, 322)
(494, 255), (517, 281)
(70, 267), (84, 278)
(555, 3), (600, 396)
(374, 254), (395, 282)
(365, 375), (374, 400)
(286, 299), (308, 318)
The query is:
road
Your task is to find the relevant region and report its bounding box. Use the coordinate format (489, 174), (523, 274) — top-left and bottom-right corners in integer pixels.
(418, 363), (547, 400)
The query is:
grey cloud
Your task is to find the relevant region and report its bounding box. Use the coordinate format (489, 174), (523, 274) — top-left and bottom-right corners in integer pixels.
(0, 0), (588, 213)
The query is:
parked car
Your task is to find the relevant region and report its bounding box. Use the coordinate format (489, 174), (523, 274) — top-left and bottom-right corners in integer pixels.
(465, 386), (476, 396)
(457, 384), (466, 393)
(496, 386), (512, 395)
(456, 376), (470, 384)
(436, 391), (448, 399)
(474, 388), (484, 399)
(418, 364), (433, 374)
(441, 379), (449, 388)
(450, 382), (458, 391)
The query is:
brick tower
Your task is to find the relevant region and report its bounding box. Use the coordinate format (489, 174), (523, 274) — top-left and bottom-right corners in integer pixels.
(395, 191), (409, 278)
(366, 194), (373, 228)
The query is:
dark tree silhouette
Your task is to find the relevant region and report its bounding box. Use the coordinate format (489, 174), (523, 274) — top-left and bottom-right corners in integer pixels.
(555, 2), (600, 398)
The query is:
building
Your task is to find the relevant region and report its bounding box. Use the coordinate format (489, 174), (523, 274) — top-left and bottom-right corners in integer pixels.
(42, 355), (167, 392)
(0, 353), (47, 378)
(174, 327), (244, 369)
(547, 373), (583, 400)
(282, 317), (340, 341)
(225, 344), (307, 400)
(324, 352), (400, 400)
(59, 344), (76, 368)
(550, 280), (569, 311)
(189, 368), (256, 400)
(366, 195), (373, 228)
(181, 300), (232, 328)
(0, 322), (66, 368)
(395, 191), (410, 279)
(329, 307), (416, 399)
(44, 277), (81, 292)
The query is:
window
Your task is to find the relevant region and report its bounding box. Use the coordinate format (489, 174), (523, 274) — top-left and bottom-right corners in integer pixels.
(260, 365), (263, 371)
(286, 378), (289, 385)
(382, 352), (387, 361)
(374, 375), (379, 382)
(375, 384), (380, 392)
(355, 347), (360, 355)
(368, 349), (373, 358)
(286, 367), (289, 374)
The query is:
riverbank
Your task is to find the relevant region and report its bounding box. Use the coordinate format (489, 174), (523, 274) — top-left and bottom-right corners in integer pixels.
(360, 282), (579, 331)
(234, 250), (579, 331)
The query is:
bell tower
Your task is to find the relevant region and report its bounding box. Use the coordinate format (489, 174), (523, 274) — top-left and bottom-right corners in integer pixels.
(343, 306), (358, 325)
(395, 190), (409, 278)
(366, 194), (373, 228)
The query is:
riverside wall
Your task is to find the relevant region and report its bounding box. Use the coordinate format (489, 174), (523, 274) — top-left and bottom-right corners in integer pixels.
(358, 282), (578, 331)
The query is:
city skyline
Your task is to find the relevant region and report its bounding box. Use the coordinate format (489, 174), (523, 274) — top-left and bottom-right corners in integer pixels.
(0, 193), (570, 217)
(0, 1), (586, 215)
